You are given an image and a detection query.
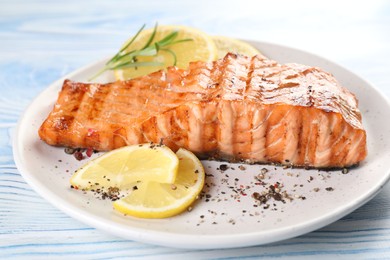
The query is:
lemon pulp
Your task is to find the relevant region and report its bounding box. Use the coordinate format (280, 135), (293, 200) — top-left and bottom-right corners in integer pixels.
(70, 144), (179, 190)
(212, 35), (261, 59)
(113, 148), (205, 218)
(114, 25), (217, 80)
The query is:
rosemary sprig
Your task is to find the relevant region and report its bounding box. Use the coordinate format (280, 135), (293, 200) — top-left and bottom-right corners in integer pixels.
(89, 24), (193, 81)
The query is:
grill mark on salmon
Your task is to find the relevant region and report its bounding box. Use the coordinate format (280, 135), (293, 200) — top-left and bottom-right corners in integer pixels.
(39, 53), (367, 168)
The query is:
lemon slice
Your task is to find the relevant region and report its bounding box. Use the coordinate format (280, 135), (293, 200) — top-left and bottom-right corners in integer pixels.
(113, 148), (205, 218)
(114, 25), (217, 80)
(213, 35), (261, 59)
(70, 144), (179, 190)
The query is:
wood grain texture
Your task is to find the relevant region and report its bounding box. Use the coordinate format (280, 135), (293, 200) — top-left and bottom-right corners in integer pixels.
(1, 0), (390, 258)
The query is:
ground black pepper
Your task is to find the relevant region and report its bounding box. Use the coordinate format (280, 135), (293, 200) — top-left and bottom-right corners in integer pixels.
(219, 164), (229, 171)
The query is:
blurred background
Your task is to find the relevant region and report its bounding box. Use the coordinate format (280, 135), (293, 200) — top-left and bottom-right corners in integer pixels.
(1, 0), (389, 96)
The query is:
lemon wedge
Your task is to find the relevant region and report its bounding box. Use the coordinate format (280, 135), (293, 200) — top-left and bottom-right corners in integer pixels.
(113, 148), (205, 218)
(70, 144), (179, 190)
(114, 25), (217, 80)
(212, 35), (261, 59)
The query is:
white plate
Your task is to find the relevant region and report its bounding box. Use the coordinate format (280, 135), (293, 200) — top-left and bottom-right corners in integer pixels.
(13, 41), (390, 249)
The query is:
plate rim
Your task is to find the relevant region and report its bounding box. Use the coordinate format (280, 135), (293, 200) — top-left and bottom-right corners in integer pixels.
(13, 40), (390, 249)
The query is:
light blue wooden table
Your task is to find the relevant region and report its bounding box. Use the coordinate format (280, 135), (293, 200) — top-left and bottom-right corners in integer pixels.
(1, 0), (390, 258)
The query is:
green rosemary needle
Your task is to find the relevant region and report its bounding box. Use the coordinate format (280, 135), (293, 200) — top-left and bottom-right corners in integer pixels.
(89, 24), (192, 81)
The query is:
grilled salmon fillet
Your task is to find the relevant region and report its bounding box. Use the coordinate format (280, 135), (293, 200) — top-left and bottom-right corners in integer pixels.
(39, 53), (367, 168)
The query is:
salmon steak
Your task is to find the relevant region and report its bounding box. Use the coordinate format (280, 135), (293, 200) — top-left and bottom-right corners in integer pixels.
(39, 53), (367, 168)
